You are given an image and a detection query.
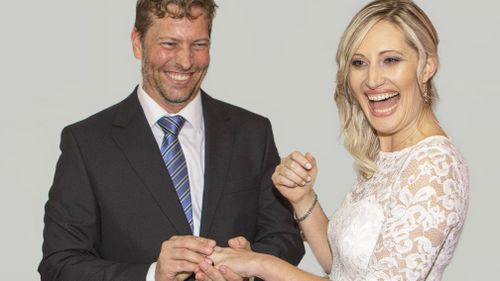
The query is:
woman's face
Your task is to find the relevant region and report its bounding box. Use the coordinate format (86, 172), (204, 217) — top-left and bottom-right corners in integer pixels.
(348, 20), (431, 147)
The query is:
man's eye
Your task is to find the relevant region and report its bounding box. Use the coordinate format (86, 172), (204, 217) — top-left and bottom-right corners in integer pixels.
(162, 42), (176, 48)
(193, 43), (208, 50)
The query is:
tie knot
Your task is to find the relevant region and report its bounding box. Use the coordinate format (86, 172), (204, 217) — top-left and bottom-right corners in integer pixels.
(158, 115), (186, 136)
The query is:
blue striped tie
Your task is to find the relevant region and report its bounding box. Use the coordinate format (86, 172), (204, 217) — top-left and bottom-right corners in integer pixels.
(158, 116), (193, 233)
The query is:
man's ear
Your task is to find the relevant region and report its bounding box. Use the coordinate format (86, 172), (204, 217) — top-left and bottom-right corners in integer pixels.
(421, 54), (438, 83)
(131, 28), (143, 60)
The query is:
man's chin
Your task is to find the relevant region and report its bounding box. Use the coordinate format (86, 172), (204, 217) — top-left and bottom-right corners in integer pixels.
(160, 91), (196, 105)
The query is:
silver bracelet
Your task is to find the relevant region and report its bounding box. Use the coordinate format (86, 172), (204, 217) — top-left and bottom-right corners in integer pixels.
(294, 192), (318, 222)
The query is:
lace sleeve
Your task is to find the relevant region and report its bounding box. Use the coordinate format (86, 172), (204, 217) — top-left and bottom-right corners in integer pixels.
(365, 145), (469, 281)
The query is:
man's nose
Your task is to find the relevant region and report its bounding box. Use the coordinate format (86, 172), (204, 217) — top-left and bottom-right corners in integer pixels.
(175, 47), (193, 70)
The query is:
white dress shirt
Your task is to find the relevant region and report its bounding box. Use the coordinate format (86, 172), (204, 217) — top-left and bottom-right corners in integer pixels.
(137, 85), (205, 281)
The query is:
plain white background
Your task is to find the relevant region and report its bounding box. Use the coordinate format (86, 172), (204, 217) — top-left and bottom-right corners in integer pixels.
(1, 1), (499, 280)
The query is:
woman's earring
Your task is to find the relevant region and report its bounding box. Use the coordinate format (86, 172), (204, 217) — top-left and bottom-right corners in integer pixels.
(422, 85), (431, 104)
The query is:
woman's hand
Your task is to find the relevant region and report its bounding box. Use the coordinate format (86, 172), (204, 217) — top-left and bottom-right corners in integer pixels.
(272, 151), (317, 205)
(200, 236), (262, 280)
(195, 236), (254, 281)
(210, 247), (262, 278)
(195, 261), (245, 281)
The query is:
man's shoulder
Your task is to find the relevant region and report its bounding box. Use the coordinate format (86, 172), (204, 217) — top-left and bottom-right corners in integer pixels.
(202, 92), (269, 125)
(64, 91), (138, 134)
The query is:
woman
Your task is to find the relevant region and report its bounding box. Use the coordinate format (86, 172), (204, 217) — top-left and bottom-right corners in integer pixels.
(197, 0), (469, 280)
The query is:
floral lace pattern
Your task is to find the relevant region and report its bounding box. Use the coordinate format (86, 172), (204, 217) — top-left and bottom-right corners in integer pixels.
(328, 136), (469, 281)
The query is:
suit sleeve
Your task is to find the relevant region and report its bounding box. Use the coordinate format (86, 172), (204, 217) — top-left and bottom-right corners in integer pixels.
(38, 127), (150, 281)
(250, 119), (305, 266)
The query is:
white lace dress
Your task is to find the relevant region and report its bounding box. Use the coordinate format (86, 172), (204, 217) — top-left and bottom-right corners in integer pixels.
(328, 136), (469, 281)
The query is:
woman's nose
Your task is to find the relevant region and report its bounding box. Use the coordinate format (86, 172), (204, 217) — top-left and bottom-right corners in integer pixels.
(365, 65), (385, 88)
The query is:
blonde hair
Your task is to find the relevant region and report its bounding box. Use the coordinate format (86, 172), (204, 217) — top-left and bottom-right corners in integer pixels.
(334, 0), (439, 179)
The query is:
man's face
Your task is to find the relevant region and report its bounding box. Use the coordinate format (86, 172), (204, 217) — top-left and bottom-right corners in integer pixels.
(132, 5), (210, 113)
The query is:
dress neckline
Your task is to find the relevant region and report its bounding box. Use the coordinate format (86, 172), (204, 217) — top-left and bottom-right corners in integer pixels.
(378, 135), (449, 158)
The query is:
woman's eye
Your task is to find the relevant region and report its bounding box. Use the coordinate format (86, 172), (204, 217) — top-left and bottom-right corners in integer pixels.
(351, 59), (366, 67)
(384, 57), (401, 64)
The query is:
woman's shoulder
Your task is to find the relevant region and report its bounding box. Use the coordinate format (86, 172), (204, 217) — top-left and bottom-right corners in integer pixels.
(399, 135), (469, 193)
(407, 135), (467, 167)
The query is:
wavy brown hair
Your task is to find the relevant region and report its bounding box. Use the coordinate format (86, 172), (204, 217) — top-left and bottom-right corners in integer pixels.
(135, 0), (218, 39)
(334, 0), (439, 179)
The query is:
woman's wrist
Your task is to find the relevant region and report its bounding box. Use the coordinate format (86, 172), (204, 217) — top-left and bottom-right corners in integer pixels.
(291, 191), (317, 220)
(294, 192), (318, 222)
(252, 254), (278, 280)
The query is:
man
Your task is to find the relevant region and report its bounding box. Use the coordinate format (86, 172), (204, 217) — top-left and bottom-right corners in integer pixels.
(38, 1), (304, 281)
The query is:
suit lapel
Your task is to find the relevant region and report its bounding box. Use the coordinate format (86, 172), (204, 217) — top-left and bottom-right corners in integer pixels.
(200, 92), (234, 237)
(111, 90), (192, 235)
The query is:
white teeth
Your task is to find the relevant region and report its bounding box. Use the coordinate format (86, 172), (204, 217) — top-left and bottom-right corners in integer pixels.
(167, 72), (190, 81)
(367, 92), (399, 101)
(374, 103), (398, 113)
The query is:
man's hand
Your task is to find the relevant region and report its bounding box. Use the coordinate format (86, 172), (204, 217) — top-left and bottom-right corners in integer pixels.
(155, 235), (216, 281)
(228, 236), (251, 251)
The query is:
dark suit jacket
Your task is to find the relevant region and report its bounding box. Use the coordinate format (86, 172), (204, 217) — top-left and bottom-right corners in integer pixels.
(39, 88), (304, 281)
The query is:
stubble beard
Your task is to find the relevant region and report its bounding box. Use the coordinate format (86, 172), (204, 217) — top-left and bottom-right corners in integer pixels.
(141, 56), (208, 106)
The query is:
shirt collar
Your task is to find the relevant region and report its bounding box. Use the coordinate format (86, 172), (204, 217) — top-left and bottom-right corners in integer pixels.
(137, 83), (204, 133)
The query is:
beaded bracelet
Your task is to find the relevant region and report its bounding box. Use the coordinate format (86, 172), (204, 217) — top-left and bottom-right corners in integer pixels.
(294, 192), (318, 222)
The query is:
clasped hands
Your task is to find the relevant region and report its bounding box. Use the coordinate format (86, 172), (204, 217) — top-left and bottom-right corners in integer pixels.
(156, 151), (317, 281)
(155, 235), (255, 281)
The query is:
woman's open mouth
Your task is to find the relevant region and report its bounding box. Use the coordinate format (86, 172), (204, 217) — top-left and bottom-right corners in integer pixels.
(367, 92), (400, 116)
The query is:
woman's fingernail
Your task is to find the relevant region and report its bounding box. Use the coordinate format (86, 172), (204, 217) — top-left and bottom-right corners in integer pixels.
(305, 163), (312, 169)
